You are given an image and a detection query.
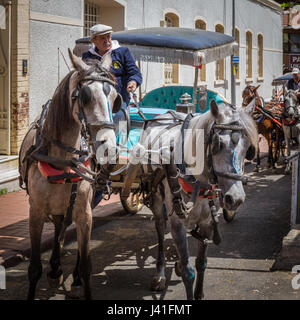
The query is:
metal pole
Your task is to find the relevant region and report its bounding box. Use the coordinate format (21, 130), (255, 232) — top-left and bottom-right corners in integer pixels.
(231, 0), (236, 106)
(291, 156), (298, 226)
(192, 66), (199, 111)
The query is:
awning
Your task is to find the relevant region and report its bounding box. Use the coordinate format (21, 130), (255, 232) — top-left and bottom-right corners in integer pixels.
(272, 73), (292, 85)
(74, 27), (238, 66)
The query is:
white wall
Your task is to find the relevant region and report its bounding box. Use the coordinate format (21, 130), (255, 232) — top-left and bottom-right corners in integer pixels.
(29, 0), (83, 123)
(125, 0), (283, 105)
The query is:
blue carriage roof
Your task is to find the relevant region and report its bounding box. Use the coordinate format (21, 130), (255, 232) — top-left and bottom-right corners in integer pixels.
(74, 27), (238, 66)
(111, 27), (235, 51)
(272, 73), (293, 85)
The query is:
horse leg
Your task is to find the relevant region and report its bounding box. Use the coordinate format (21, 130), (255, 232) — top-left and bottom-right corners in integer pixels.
(283, 125), (291, 174)
(74, 207), (92, 300)
(27, 208), (44, 300)
(170, 215), (195, 300)
(254, 140), (260, 172)
(194, 239), (208, 300)
(47, 215), (64, 288)
(150, 194), (167, 291)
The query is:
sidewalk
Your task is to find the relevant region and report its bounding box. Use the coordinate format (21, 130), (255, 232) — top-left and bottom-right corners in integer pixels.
(0, 190), (123, 268)
(0, 136), (269, 269)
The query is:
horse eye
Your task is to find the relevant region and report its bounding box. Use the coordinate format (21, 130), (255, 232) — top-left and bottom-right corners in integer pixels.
(103, 82), (111, 96)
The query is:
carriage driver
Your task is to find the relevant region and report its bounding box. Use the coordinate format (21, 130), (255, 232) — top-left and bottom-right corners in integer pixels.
(276, 67), (300, 101)
(82, 23), (142, 122)
(82, 24), (142, 208)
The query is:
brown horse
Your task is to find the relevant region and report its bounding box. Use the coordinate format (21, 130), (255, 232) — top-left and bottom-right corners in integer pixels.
(19, 50), (122, 299)
(242, 85), (283, 171)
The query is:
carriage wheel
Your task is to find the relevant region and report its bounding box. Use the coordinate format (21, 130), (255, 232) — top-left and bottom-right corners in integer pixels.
(120, 191), (144, 215)
(223, 208), (237, 223)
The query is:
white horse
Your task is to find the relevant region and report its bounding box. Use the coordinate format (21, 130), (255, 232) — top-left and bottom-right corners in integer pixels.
(122, 100), (258, 299)
(282, 89), (300, 173)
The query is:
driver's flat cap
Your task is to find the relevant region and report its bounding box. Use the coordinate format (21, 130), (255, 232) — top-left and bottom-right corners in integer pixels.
(90, 24), (113, 39)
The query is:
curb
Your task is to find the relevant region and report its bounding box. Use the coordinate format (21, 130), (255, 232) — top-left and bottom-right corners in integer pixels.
(1, 201), (125, 269)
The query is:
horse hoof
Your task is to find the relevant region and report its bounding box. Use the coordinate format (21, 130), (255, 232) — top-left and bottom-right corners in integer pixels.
(174, 261), (182, 277)
(68, 285), (84, 299)
(151, 276), (166, 291)
(47, 272), (63, 288)
(253, 167), (259, 173)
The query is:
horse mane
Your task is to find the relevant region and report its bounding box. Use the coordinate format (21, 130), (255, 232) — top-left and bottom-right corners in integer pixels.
(194, 103), (258, 148)
(41, 60), (115, 145)
(42, 70), (76, 144)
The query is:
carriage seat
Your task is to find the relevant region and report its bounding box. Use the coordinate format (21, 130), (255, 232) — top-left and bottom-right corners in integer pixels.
(138, 85), (227, 114)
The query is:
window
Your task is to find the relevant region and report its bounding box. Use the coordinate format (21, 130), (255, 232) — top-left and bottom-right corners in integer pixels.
(246, 31), (252, 79)
(215, 24), (225, 81)
(257, 34), (263, 78)
(164, 13), (179, 84)
(235, 28), (240, 80)
(195, 19), (206, 82)
(84, 2), (100, 37)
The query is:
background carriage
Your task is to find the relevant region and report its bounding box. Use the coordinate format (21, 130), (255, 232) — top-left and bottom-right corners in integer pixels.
(74, 27), (238, 217)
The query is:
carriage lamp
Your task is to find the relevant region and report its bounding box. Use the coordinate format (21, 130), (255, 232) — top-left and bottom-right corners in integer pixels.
(22, 59), (28, 76)
(176, 92), (195, 114)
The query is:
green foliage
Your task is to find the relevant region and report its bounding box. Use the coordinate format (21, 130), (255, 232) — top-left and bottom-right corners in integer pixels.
(280, 2), (295, 9)
(0, 188), (8, 196)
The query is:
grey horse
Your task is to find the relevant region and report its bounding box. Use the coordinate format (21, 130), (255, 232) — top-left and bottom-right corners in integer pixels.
(122, 100), (258, 300)
(282, 89), (300, 174)
(19, 50), (121, 300)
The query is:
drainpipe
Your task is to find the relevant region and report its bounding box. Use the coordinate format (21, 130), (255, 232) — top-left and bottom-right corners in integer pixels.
(7, 0), (11, 155)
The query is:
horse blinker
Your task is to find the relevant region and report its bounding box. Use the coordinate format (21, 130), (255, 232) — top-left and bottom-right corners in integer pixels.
(79, 85), (93, 105)
(112, 93), (123, 113)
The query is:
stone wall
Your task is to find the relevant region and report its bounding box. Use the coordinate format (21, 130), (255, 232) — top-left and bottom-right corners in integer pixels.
(10, 0), (29, 154)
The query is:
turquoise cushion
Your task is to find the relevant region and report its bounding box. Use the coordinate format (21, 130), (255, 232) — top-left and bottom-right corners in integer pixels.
(139, 86), (226, 114)
(129, 106), (170, 122)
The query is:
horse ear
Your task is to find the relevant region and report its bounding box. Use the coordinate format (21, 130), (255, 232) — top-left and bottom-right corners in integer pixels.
(68, 48), (89, 72)
(101, 52), (112, 71)
(210, 99), (219, 118)
(246, 144), (256, 161)
(254, 85), (260, 91)
(112, 93), (123, 113)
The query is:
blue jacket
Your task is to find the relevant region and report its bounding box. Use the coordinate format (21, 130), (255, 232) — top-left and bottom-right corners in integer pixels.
(82, 46), (142, 103)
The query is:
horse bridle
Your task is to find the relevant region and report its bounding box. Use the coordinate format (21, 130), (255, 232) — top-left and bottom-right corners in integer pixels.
(283, 91), (299, 119)
(71, 73), (117, 144)
(208, 121), (248, 184)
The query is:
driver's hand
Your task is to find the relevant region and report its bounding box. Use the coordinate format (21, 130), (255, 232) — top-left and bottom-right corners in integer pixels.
(127, 81), (137, 93)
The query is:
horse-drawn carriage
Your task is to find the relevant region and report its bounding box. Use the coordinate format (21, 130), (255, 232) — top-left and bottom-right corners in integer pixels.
(20, 27), (263, 300)
(74, 27), (238, 216)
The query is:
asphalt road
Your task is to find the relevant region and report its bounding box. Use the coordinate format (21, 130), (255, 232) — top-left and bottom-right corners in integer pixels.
(0, 160), (300, 300)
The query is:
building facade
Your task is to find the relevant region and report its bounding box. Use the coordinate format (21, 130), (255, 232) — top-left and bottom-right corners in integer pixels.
(0, 0), (282, 189)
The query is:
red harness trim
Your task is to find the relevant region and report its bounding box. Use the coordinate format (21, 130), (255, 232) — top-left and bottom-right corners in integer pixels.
(38, 160), (90, 184)
(282, 118), (296, 126)
(178, 178), (218, 199)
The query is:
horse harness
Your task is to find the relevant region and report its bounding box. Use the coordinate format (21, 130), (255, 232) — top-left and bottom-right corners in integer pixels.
(137, 106), (250, 223)
(24, 71), (118, 240)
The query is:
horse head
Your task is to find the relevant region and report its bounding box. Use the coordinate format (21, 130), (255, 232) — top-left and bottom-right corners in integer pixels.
(68, 49), (122, 165)
(242, 85), (261, 107)
(209, 100), (258, 212)
(283, 89), (299, 119)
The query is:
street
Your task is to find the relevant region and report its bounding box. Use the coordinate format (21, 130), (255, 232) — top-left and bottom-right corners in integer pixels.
(0, 160), (299, 300)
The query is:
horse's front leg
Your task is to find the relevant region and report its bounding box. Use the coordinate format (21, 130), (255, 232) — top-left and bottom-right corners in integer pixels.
(27, 207), (44, 300)
(47, 215), (64, 288)
(170, 215), (195, 300)
(254, 138), (260, 172)
(194, 239), (208, 300)
(74, 202), (92, 300)
(150, 193), (167, 292)
(283, 125), (291, 174)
